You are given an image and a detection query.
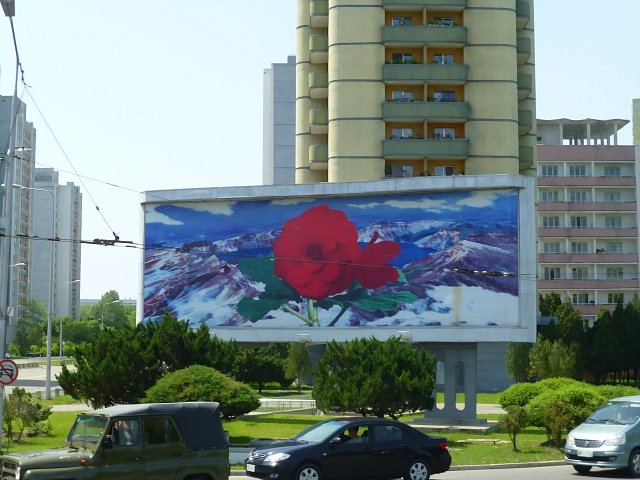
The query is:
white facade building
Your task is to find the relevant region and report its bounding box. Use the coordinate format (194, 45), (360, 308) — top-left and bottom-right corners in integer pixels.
(31, 168), (82, 319)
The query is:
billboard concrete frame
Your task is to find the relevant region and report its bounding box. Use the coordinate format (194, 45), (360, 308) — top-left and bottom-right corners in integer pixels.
(139, 175), (536, 346)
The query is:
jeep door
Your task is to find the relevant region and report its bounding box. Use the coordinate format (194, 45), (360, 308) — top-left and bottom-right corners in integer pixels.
(99, 418), (146, 479)
(142, 415), (186, 480)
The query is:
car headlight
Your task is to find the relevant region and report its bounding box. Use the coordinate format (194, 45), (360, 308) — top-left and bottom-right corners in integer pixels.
(15, 466), (21, 480)
(603, 434), (625, 446)
(565, 435), (575, 446)
(263, 452), (291, 464)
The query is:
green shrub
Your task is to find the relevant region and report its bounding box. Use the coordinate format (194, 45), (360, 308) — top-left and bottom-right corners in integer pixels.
(528, 384), (605, 444)
(498, 405), (529, 451)
(535, 377), (582, 392)
(142, 365), (260, 419)
(499, 382), (542, 408)
(595, 385), (640, 401)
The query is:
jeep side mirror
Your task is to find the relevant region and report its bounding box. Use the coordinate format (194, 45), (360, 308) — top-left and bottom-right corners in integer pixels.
(102, 435), (114, 450)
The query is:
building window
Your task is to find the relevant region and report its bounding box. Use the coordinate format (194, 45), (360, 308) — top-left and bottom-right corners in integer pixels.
(433, 127), (455, 139)
(544, 267), (561, 280)
(540, 190), (559, 202)
(540, 165), (559, 177)
(605, 216), (622, 228)
(571, 242), (588, 253)
(433, 53), (453, 64)
(604, 166), (621, 177)
(568, 191), (588, 202)
(568, 165), (587, 177)
(433, 91), (455, 102)
(608, 293), (624, 304)
(392, 127), (413, 139)
(391, 16), (412, 26)
(572, 293), (589, 305)
(604, 191), (621, 202)
(606, 267), (624, 279)
(543, 242), (561, 253)
(571, 267), (588, 280)
(392, 53), (414, 64)
(542, 216), (560, 228)
(433, 165), (455, 176)
(391, 166), (413, 177)
(391, 90), (414, 102)
(433, 16), (454, 26)
(570, 216), (588, 228)
(605, 241), (623, 253)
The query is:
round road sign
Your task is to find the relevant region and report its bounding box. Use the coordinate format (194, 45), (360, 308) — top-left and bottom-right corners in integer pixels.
(0, 358), (19, 385)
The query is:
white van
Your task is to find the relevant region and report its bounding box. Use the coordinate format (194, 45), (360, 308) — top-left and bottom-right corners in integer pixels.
(564, 395), (640, 477)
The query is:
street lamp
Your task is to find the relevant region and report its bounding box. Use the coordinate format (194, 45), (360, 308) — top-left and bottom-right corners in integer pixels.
(13, 184), (55, 399)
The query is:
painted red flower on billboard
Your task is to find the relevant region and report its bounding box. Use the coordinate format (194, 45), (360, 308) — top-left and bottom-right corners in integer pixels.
(273, 204), (401, 301)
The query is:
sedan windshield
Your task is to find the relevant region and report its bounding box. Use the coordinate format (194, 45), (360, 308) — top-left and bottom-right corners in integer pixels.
(587, 402), (640, 425)
(294, 420), (348, 443)
(67, 414), (109, 446)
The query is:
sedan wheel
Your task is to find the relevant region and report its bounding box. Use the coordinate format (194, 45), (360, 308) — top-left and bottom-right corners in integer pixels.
(629, 449), (640, 478)
(404, 459), (430, 480)
(295, 463), (321, 480)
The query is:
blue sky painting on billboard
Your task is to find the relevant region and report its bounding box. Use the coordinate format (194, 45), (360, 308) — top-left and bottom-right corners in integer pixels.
(143, 188), (519, 329)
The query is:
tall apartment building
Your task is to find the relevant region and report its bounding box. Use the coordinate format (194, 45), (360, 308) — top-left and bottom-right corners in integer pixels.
(263, 56), (296, 186)
(0, 96), (36, 332)
(295, 0), (536, 183)
(30, 168), (82, 320)
(537, 118), (640, 325)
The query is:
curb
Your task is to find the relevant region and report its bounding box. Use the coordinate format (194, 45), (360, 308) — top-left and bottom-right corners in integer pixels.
(231, 460), (566, 475)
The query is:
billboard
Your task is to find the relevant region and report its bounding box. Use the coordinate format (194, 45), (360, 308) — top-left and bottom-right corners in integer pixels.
(141, 176), (536, 343)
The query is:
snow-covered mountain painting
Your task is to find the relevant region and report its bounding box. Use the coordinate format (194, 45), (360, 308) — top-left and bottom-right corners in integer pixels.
(143, 189), (520, 328)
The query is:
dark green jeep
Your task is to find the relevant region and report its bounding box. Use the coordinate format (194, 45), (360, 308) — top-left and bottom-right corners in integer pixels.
(0, 402), (229, 480)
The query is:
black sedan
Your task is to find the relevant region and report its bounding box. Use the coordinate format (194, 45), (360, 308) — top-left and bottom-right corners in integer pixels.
(245, 417), (451, 480)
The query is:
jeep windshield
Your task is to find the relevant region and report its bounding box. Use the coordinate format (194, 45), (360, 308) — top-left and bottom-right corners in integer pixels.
(67, 414), (108, 448)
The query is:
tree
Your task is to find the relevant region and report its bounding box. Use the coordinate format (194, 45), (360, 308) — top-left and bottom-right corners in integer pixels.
(12, 300), (47, 356)
(529, 335), (577, 380)
(285, 343), (312, 394)
(143, 365), (260, 419)
(505, 343), (531, 382)
(234, 344), (289, 393)
(313, 337), (436, 419)
(499, 405), (529, 451)
(3, 388), (52, 442)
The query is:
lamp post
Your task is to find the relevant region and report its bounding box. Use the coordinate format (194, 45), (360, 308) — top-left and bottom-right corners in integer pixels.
(13, 185), (55, 399)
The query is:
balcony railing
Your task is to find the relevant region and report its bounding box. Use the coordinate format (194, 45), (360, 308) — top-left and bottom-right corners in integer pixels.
(310, 35), (328, 64)
(309, 71), (328, 99)
(382, 138), (469, 159)
(538, 227), (638, 238)
(382, 0), (466, 8)
(382, 25), (466, 46)
(516, 0), (531, 29)
(309, 144), (328, 166)
(310, 0), (328, 28)
(537, 201), (637, 212)
(309, 108), (328, 135)
(516, 36), (531, 64)
(382, 100), (469, 122)
(517, 73), (532, 100)
(383, 63), (468, 84)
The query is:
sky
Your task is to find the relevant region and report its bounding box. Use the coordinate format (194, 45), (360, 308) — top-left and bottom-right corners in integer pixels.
(0, 0), (638, 302)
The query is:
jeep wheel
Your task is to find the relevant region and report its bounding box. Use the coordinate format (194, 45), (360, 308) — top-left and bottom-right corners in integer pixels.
(295, 463), (321, 480)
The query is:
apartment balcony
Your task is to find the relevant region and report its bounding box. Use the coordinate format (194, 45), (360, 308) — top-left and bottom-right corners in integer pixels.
(537, 201), (637, 212)
(537, 176), (637, 187)
(516, 36), (531, 65)
(382, 138), (469, 159)
(310, 0), (328, 28)
(382, 100), (469, 122)
(310, 35), (328, 64)
(538, 227), (638, 238)
(309, 143), (328, 168)
(538, 252), (639, 264)
(309, 108), (328, 134)
(517, 73), (532, 101)
(382, 0), (466, 9)
(519, 146), (534, 170)
(383, 63), (468, 85)
(518, 108), (532, 135)
(382, 25), (466, 47)
(516, 1), (531, 30)
(309, 71), (328, 99)
(538, 278), (640, 290)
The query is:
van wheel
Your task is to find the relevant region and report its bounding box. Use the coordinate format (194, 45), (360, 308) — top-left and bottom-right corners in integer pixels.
(629, 448), (640, 477)
(573, 465), (591, 474)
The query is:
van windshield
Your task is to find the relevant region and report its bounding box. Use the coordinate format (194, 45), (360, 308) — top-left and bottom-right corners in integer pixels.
(587, 402), (640, 425)
(67, 414), (109, 447)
